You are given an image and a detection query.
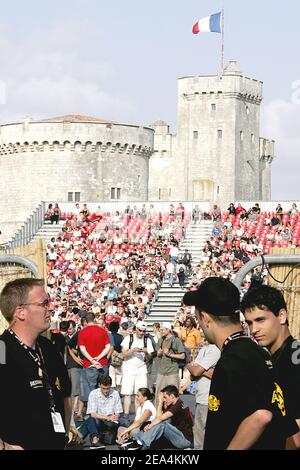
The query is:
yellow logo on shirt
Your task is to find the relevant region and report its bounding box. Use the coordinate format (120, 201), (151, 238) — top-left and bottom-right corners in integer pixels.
(272, 382), (286, 416)
(55, 377), (61, 391)
(208, 394), (220, 412)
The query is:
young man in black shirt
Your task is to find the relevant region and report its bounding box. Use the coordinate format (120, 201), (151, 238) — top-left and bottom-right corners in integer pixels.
(0, 278), (71, 450)
(241, 285), (300, 449)
(123, 385), (193, 450)
(183, 277), (297, 450)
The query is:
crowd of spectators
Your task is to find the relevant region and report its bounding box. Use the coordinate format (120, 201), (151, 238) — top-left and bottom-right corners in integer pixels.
(46, 203), (191, 330)
(173, 201), (300, 335)
(43, 200), (300, 448)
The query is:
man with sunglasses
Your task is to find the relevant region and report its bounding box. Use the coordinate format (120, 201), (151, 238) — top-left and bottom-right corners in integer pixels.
(121, 321), (154, 423)
(0, 278), (71, 450)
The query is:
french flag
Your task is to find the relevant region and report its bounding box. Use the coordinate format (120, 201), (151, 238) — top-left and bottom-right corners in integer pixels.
(192, 12), (222, 34)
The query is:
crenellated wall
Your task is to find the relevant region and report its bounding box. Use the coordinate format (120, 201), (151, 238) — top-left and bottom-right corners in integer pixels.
(0, 118), (154, 242)
(0, 140), (152, 156)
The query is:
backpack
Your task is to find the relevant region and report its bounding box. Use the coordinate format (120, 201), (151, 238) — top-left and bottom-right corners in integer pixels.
(128, 333), (157, 359)
(110, 350), (124, 368)
(170, 337), (190, 368)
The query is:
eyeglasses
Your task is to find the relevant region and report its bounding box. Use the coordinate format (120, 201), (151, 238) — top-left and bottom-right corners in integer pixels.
(136, 328), (145, 333)
(19, 298), (51, 309)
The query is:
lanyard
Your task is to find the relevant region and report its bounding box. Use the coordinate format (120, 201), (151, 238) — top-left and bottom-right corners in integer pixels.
(8, 329), (57, 411)
(222, 330), (248, 351)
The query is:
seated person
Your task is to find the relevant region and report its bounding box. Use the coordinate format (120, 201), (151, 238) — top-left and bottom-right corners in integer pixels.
(85, 375), (123, 448)
(122, 385), (193, 450)
(45, 203), (53, 221)
(117, 388), (156, 445)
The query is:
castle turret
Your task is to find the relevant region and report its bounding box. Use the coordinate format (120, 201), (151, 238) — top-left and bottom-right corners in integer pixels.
(149, 61), (274, 206)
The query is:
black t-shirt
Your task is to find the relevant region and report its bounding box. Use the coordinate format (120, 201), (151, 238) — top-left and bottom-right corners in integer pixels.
(110, 332), (123, 353)
(166, 399), (193, 443)
(204, 336), (297, 450)
(66, 332), (82, 369)
(272, 336), (300, 420)
(51, 332), (67, 358)
(0, 330), (71, 450)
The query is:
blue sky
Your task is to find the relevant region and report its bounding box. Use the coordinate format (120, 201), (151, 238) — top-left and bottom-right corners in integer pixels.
(0, 0), (299, 200)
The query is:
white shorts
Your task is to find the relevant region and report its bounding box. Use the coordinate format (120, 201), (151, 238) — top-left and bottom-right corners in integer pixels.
(121, 372), (147, 395)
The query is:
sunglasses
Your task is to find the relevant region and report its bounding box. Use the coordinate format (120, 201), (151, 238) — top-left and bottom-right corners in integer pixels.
(19, 298), (51, 308)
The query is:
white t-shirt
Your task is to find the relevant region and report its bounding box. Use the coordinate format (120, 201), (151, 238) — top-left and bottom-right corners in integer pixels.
(135, 400), (156, 423)
(195, 344), (221, 405)
(121, 334), (154, 374)
(170, 246), (179, 258)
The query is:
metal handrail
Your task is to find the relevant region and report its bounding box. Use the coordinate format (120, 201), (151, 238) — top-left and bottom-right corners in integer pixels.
(233, 254), (300, 291)
(7, 202), (46, 250)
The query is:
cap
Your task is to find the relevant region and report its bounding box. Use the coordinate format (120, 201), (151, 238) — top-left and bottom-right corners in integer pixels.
(136, 320), (147, 330)
(121, 321), (129, 330)
(161, 321), (172, 331)
(183, 277), (240, 316)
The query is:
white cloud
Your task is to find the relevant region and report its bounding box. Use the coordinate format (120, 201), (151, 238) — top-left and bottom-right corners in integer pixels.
(0, 18), (136, 122)
(261, 99), (300, 201)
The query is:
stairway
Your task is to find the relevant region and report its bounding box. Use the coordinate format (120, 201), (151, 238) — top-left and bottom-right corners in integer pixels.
(179, 220), (213, 270)
(146, 220), (213, 331)
(32, 221), (64, 244)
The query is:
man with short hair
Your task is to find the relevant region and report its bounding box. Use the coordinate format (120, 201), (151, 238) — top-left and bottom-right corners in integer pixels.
(121, 321), (154, 420)
(183, 277), (297, 450)
(66, 320), (83, 422)
(85, 375), (123, 448)
(123, 385), (193, 450)
(241, 285), (300, 449)
(155, 322), (185, 404)
(187, 339), (220, 449)
(0, 278), (71, 450)
(182, 249), (192, 274)
(77, 312), (111, 408)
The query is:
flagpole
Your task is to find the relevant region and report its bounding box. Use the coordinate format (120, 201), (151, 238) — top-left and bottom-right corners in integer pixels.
(221, 8), (224, 76)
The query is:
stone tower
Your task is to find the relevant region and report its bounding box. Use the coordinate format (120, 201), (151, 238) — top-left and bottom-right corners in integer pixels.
(149, 61), (275, 206)
(0, 115), (153, 241)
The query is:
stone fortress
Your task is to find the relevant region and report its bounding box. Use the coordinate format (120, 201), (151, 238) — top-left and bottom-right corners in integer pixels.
(0, 61), (274, 241)
(149, 61), (274, 204)
(0, 115), (153, 240)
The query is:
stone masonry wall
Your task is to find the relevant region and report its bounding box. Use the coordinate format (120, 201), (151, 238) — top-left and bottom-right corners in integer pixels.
(0, 120), (153, 242)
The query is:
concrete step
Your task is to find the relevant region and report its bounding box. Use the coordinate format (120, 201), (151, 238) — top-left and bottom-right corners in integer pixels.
(145, 314), (176, 322)
(155, 301), (183, 308)
(151, 303), (181, 310)
(180, 243), (207, 248)
(156, 297), (184, 303)
(146, 219), (212, 326)
(154, 293), (184, 299)
(159, 284), (190, 295)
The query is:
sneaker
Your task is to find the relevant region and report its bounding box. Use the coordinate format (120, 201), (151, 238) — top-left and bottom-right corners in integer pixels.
(126, 440), (143, 450)
(120, 439), (135, 449)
